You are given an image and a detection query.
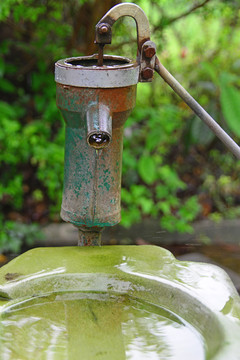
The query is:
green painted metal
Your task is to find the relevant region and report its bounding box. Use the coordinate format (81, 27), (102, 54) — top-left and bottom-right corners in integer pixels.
(56, 85), (136, 232)
(0, 245), (240, 359)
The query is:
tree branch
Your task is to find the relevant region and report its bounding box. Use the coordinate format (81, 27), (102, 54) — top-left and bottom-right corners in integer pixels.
(154, 0), (212, 31)
(169, 0), (211, 25)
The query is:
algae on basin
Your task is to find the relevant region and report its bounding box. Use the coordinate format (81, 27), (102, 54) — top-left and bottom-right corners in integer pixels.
(0, 293), (205, 360)
(0, 246), (239, 359)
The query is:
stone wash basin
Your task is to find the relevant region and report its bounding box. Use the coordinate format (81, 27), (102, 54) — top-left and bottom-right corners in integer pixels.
(0, 246), (239, 360)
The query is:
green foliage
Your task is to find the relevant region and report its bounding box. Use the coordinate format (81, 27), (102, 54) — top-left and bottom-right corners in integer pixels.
(138, 156), (157, 185)
(121, 103), (201, 232)
(0, 0), (69, 251)
(0, 218), (44, 254)
(220, 73), (240, 137)
(203, 173), (240, 218)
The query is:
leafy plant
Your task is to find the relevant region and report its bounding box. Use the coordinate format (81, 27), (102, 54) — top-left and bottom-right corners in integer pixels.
(121, 103), (202, 232)
(0, 218), (44, 254)
(220, 73), (240, 137)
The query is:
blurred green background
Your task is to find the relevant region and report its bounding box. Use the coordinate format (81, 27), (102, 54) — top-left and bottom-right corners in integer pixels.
(0, 0), (240, 253)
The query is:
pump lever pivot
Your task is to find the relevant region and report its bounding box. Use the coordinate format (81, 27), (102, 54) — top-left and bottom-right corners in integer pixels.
(96, 3), (240, 159)
(95, 3), (155, 81)
(95, 3), (150, 52)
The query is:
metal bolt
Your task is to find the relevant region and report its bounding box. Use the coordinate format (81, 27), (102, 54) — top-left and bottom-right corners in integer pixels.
(143, 45), (156, 58)
(141, 67), (154, 80)
(98, 24), (109, 34)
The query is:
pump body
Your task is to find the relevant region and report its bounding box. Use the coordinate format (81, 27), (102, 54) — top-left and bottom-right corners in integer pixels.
(56, 85), (136, 228)
(55, 55), (139, 243)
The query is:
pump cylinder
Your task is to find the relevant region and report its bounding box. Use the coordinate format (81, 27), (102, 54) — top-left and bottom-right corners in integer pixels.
(55, 55), (139, 229)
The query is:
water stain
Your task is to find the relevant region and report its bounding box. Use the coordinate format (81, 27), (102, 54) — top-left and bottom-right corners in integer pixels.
(5, 273), (22, 281)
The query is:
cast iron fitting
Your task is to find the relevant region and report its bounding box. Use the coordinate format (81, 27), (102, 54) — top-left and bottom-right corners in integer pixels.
(86, 103), (112, 149)
(78, 226), (104, 246)
(95, 4), (155, 82)
(55, 54), (139, 88)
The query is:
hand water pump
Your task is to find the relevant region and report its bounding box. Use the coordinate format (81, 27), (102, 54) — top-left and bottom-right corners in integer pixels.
(0, 6), (240, 357)
(55, 3), (240, 246)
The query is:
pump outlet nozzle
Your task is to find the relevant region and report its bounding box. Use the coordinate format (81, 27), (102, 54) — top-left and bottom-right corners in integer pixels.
(86, 103), (112, 149)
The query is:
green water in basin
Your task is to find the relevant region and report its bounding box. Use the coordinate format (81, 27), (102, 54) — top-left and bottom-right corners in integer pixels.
(0, 246), (239, 359)
(0, 293), (204, 360)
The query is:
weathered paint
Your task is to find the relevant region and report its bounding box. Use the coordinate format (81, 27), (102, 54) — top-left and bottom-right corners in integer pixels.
(56, 84), (137, 229)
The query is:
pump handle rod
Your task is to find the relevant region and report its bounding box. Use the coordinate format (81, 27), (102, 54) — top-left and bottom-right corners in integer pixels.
(155, 57), (240, 160)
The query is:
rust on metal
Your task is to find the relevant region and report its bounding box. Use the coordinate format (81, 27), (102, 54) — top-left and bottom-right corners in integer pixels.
(55, 4), (154, 246)
(55, 54), (139, 88)
(141, 67), (154, 80)
(143, 44), (156, 59)
(139, 40), (156, 82)
(97, 44), (104, 66)
(56, 83), (137, 244)
(78, 226), (104, 246)
(98, 23), (110, 35)
(94, 4), (156, 82)
(55, 2), (240, 249)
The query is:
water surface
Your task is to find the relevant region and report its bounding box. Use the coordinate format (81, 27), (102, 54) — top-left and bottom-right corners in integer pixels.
(0, 293), (205, 360)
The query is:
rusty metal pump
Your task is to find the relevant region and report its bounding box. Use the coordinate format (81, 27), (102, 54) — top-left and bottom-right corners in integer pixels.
(55, 3), (240, 246)
(55, 54), (138, 245)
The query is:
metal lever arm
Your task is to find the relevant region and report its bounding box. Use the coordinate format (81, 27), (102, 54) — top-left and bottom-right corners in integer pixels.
(95, 3), (154, 81)
(95, 3), (240, 159)
(95, 3), (150, 53)
(154, 57), (240, 159)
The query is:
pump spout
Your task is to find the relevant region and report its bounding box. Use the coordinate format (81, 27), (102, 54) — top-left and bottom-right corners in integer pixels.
(86, 102), (112, 149)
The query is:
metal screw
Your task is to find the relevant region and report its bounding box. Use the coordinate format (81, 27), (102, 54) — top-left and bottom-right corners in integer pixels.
(143, 45), (156, 58)
(141, 67), (154, 80)
(98, 24), (109, 34)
